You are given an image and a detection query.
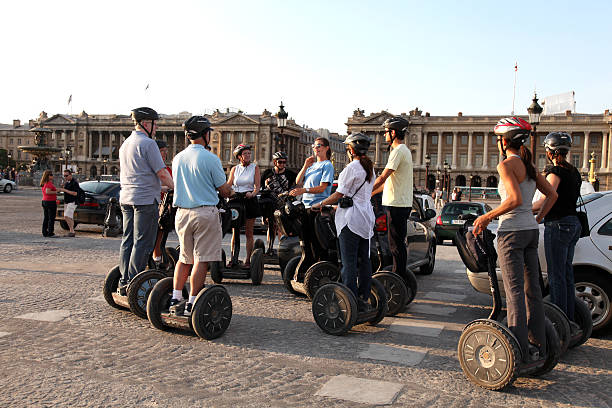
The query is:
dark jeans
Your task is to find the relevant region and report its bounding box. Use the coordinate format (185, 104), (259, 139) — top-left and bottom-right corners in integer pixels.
(497, 229), (546, 358)
(545, 215), (581, 320)
(338, 226), (372, 301)
(385, 206), (411, 282)
(119, 203), (158, 286)
(42, 200), (57, 236)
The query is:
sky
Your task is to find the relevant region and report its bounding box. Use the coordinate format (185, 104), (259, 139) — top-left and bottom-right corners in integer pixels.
(1, 0), (610, 134)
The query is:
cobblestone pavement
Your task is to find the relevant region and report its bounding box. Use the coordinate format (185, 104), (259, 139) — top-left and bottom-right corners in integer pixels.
(1, 187), (610, 407)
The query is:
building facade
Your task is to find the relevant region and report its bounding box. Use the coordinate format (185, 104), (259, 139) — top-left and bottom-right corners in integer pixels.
(0, 120), (35, 166)
(346, 108), (612, 191)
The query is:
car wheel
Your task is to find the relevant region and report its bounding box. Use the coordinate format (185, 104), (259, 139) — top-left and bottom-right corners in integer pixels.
(4, 184), (12, 193)
(574, 270), (612, 332)
(59, 220), (69, 231)
(418, 242), (436, 275)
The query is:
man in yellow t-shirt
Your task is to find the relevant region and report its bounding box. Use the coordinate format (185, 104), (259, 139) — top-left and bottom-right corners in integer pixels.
(372, 116), (413, 283)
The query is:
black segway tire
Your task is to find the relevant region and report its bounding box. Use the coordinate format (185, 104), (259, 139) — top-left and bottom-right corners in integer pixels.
(530, 317), (561, 376)
(543, 301), (571, 354)
(102, 265), (126, 310)
(381, 265), (417, 304)
(458, 319), (520, 390)
(165, 246), (179, 268)
(304, 261), (341, 299)
(367, 278), (389, 326)
(254, 239), (265, 252)
(570, 297), (592, 348)
(127, 270), (167, 319)
(372, 272), (408, 316)
(210, 250), (226, 284)
(191, 285), (233, 340)
(282, 256), (302, 296)
(146, 277), (174, 331)
(312, 283), (358, 336)
(250, 248), (264, 285)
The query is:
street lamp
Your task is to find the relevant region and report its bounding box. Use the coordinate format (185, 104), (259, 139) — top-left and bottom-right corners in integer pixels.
(7, 152), (12, 167)
(469, 174), (474, 201)
(424, 153), (431, 191)
(65, 146), (72, 171)
(527, 92), (543, 166)
(103, 158), (108, 175)
(444, 160), (452, 200)
(276, 101), (288, 153)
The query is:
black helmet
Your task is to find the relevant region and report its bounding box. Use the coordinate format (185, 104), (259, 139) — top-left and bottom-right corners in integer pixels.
(344, 132), (371, 155)
(131, 107), (159, 122)
(155, 139), (168, 149)
(494, 117), (531, 144)
(543, 132), (572, 155)
(183, 116), (213, 139)
(272, 151), (288, 161)
(382, 116), (410, 134)
(233, 144), (251, 158)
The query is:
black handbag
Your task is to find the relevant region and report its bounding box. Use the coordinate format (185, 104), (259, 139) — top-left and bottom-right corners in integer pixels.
(577, 195), (589, 237)
(338, 178), (367, 208)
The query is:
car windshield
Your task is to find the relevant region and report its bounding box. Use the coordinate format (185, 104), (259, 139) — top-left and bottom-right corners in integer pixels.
(80, 181), (117, 194)
(442, 203), (483, 217)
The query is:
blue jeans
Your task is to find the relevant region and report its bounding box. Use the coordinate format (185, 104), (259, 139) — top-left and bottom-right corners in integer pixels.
(119, 203), (159, 286)
(338, 226), (372, 301)
(544, 215), (581, 320)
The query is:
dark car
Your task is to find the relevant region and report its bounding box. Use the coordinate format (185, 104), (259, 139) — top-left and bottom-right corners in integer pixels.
(435, 201), (492, 244)
(56, 180), (122, 232)
(278, 192), (438, 275)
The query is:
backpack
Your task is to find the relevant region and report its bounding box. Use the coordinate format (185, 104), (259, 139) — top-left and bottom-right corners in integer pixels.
(76, 186), (86, 205)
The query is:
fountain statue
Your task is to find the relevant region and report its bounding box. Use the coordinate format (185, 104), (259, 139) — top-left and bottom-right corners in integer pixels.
(18, 127), (61, 184)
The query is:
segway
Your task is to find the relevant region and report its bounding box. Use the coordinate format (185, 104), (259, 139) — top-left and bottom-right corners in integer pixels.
(455, 215), (561, 390)
(209, 192), (264, 285)
(146, 277), (232, 340)
(102, 191), (179, 319)
(256, 188), (280, 266)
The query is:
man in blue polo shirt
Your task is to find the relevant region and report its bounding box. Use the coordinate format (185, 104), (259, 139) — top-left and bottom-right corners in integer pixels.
(169, 116), (233, 316)
(118, 107), (174, 294)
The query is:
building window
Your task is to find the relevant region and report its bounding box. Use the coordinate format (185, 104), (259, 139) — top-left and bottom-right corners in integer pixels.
(445, 153), (453, 166)
(573, 134), (581, 146)
(222, 132), (230, 144)
(235, 132), (243, 143)
(490, 154), (498, 168)
(9, 138), (13, 145)
(461, 135), (468, 145)
(491, 135), (497, 145)
(431, 134), (438, 145)
(446, 135), (453, 145)
(571, 154), (581, 168)
(429, 153), (438, 166)
(474, 154), (483, 167)
(476, 135), (483, 145)
(17, 138), (21, 144)
(223, 149), (230, 162)
(460, 153), (468, 168)
(247, 132), (255, 143)
(591, 134), (599, 145)
(538, 154), (546, 171)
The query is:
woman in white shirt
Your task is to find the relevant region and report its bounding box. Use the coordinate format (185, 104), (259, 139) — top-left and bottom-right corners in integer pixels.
(311, 133), (375, 312)
(226, 144), (261, 268)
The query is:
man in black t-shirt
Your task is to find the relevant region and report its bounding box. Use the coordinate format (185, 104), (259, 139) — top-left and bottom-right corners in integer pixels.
(62, 169), (80, 237)
(260, 152), (296, 255)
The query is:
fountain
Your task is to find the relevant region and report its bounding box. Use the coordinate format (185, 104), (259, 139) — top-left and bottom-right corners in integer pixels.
(18, 127), (61, 184)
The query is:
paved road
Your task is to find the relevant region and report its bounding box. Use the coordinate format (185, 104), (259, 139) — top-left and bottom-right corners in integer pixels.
(0, 187), (610, 407)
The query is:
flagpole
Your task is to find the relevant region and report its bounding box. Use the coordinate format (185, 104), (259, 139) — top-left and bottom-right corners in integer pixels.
(511, 62), (517, 115)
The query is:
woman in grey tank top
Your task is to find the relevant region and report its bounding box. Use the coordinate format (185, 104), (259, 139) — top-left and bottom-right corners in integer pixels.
(473, 117), (558, 363)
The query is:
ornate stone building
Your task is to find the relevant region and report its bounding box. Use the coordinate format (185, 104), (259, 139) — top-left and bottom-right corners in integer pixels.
(346, 108), (612, 191)
(36, 109), (303, 177)
(0, 120), (35, 165)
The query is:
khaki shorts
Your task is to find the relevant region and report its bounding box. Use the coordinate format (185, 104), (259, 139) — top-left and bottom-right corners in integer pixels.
(64, 202), (77, 219)
(176, 206), (222, 264)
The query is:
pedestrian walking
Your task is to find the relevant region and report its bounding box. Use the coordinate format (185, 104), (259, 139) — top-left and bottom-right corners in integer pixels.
(61, 169), (79, 237)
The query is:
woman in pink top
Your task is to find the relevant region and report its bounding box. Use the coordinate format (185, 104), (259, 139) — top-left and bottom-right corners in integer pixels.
(40, 170), (69, 237)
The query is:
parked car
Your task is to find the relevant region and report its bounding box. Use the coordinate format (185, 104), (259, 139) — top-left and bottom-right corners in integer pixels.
(278, 193), (438, 276)
(415, 193), (436, 229)
(56, 180), (122, 232)
(464, 191), (612, 332)
(435, 201), (493, 244)
(0, 177), (17, 193)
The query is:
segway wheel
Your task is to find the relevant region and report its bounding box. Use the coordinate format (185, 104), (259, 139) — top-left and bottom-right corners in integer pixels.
(127, 270), (167, 319)
(304, 261), (340, 299)
(191, 285), (233, 340)
(254, 239), (265, 252)
(458, 319), (520, 391)
(146, 277), (174, 331)
(372, 272), (408, 316)
(165, 246), (179, 269)
(531, 317), (561, 376)
(249, 248), (264, 285)
(543, 301), (571, 354)
(210, 250), (226, 284)
(381, 265), (417, 305)
(102, 265), (126, 310)
(312, 283), (358, 336)
(282, 256), (302, 296)
(366, 278), (389, 326)
(570, 297), (592, 348)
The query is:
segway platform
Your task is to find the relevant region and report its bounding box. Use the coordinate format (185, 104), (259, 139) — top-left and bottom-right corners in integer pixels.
(210, 248), (265, 285)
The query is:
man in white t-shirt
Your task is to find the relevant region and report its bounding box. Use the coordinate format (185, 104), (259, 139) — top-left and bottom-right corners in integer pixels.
(372, 116), (413, 283)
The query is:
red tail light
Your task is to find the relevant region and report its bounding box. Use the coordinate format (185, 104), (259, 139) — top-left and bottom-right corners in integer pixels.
(81, 201), (99, 208)
(375, 214), (387, 232)
(436, 216), (443, 225)
(56, 200), (60, 205)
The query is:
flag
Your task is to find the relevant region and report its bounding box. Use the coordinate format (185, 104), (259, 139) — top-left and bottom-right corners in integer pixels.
(514, 62), (518, 72)
(145, 83), (150, 91)
(67, 94), (72, 105)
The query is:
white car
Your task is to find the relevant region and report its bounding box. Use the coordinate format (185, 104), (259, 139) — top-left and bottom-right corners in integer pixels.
(465, 191), (612, 332)
(0, 177), (16, 193)
(415, 194), (436, 229)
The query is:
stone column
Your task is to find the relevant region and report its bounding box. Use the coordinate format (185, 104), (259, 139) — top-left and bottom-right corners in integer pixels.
(98, 131), (103, 161)
(483, 132), (489, 169)
(374, 132), (381, 166)
(229, 132), (237, 164)
(88, 131), (93, 159)
(173, 132), (177, 158)
(467, 131), (473, 169)
(608, 129), (612, 170)
(436, 132), (442, 167)
(62, 130), (67, 150)
(601, 132), (608, 170)
(452, 131), (458, 167)
(421, 132), (428, 167)
(582, 132), (590, 170)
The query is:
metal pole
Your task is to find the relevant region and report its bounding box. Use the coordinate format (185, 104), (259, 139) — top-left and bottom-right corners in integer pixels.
(530, 125), (537, 166)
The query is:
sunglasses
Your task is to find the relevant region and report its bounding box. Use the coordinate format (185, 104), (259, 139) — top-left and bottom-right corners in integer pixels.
(312, 143), (325, 148)
(277, 160), (287, 164)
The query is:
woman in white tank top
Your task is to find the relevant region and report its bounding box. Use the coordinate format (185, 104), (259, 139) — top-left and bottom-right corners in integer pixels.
(226, 144), (261, 268)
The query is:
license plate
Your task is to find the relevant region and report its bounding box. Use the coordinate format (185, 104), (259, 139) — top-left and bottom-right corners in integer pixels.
(452, 219), (466, 225)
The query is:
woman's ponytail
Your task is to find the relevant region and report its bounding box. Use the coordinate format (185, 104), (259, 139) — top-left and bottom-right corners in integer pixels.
(518, 145), (537, 180)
